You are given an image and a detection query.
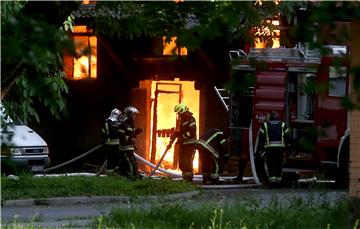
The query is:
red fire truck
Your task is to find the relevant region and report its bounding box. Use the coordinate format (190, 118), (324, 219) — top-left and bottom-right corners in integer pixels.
(222, 43), (350, 187)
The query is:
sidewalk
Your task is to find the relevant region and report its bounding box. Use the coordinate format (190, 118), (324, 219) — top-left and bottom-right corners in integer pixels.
(1, 190), (200, 207)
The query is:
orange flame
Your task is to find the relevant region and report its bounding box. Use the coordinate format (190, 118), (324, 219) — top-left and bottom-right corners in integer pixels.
(163, 37), (187, 56)
(150, 79), (199, 173)
(254, 20), (280, 48)
(73, 35), (97, 79)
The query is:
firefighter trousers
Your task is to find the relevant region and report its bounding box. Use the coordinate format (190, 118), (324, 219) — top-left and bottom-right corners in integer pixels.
(198, 148), (220, 184)
(179, 143), (195, 182)
(119, 150), (139, 179)
(102, 144), (120, 169)
(264, 147), (285, 178)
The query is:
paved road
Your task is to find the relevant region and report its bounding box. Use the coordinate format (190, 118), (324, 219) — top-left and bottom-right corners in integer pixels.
(1, 188), (348, 228)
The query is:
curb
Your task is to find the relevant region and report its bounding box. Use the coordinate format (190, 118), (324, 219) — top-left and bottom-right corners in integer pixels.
(2, 190), (200, 207)
(200, 183), (262, 189)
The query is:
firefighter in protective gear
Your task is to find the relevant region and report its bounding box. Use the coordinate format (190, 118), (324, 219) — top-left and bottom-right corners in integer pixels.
(101, 108), (123, 171)
(172, 103), (197, 182)
(258, 111), (290, 183)
(195, 128), (230, 185)
(118, 106), (143, 179)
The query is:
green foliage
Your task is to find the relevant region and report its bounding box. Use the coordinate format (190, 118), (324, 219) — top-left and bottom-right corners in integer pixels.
(3, 71), (68, 123)
(1, 176), (198, 201)
(96, 197), (352, 229)
(1, 2), (76, 123)
(226, 71), (255, 94)
(298, 2), (360, 107)
(93, 1), (304, 51)
(0, 1), (26, 24)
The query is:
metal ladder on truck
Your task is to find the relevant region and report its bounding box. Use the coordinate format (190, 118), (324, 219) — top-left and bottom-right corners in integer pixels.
(214, 83), (260, 185)
(214, 86), (230, 112)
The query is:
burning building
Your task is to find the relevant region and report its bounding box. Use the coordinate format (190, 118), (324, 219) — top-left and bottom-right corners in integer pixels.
(52, 3), (231, 173)
(37, 1), (298, 175)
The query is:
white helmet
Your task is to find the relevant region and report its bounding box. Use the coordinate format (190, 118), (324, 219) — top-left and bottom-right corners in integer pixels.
(124, 106), (139, 117)
(108, 108), (122, 121)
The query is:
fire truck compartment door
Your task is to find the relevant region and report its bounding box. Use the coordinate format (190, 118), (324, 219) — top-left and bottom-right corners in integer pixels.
(253, 70), (287, 140)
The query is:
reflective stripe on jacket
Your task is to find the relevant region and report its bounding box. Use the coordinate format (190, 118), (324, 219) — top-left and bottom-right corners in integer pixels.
(196, 129), (227, 159)
(101, 119), (121, 145)
(178, 111), (197, 144)
(119, 118), (137, 151)
(260, 120), (289, 148)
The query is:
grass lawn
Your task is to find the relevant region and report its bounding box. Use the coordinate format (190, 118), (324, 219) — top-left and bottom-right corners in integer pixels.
(1, 175), (198, 201)
(96, 199), (355, 229)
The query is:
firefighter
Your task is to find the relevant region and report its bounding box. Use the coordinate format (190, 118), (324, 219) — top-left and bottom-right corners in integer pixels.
(195, 128), (230, 185)
(172, 103), (197, 182)
(101, 108), (123, 172)
(258, 111), (290, 183)
(118, 106), (143, 179)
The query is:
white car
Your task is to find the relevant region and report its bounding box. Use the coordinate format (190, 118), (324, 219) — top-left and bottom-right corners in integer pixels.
(1, 104), (50, 174)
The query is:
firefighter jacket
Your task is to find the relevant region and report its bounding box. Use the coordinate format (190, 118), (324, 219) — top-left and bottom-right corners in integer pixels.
(176, 111), (197, 145)
(101, 119), (121, 145)
(259, 119), (290, 149)
(118, 118), (142, 151)
(196, 128), (228, 159)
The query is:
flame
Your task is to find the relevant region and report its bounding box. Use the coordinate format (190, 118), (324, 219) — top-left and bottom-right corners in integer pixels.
(163, 37), (187, 56)
(74, 26), (88, 33)
(89, 36), (97, 79)
(255, 0), (281, 6)
(150, 79), (199, 173)
(72, 35), (97, 79)
(73, 56), (89, 79)
(254, 20), (280, 48)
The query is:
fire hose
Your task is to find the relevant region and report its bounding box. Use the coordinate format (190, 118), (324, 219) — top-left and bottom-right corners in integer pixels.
(41, 141), (261, 185)
(249, 122), (261, 185)
(41, 143), (179, 177)
(134, 152), (182, 177)
(39, 143), (263, 188)
(149, 136), (176, 176)
(43, 144), (103, 173)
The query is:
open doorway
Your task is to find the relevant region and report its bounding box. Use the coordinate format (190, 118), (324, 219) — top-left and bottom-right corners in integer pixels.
(136, 78), (200, 173)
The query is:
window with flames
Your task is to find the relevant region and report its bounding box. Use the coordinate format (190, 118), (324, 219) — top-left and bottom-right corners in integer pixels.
(63, 25), (97, 80)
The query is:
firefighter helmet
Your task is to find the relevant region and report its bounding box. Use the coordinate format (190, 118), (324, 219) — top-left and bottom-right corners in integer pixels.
(124, 106), (140, 116)
(174, 103), (188, 114)
(108, 108), (122, 121)
(269, 110), (280, 120)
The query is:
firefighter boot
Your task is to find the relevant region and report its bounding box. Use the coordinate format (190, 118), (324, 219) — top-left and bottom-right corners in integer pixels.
(210, 174), (220, 185)
(202, 173), (211, 185)
(233, 159), (247, 184)
(183, 172), (193, 183)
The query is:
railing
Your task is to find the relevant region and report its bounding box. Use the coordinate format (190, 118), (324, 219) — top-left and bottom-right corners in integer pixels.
(229, 43), (348, 64)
